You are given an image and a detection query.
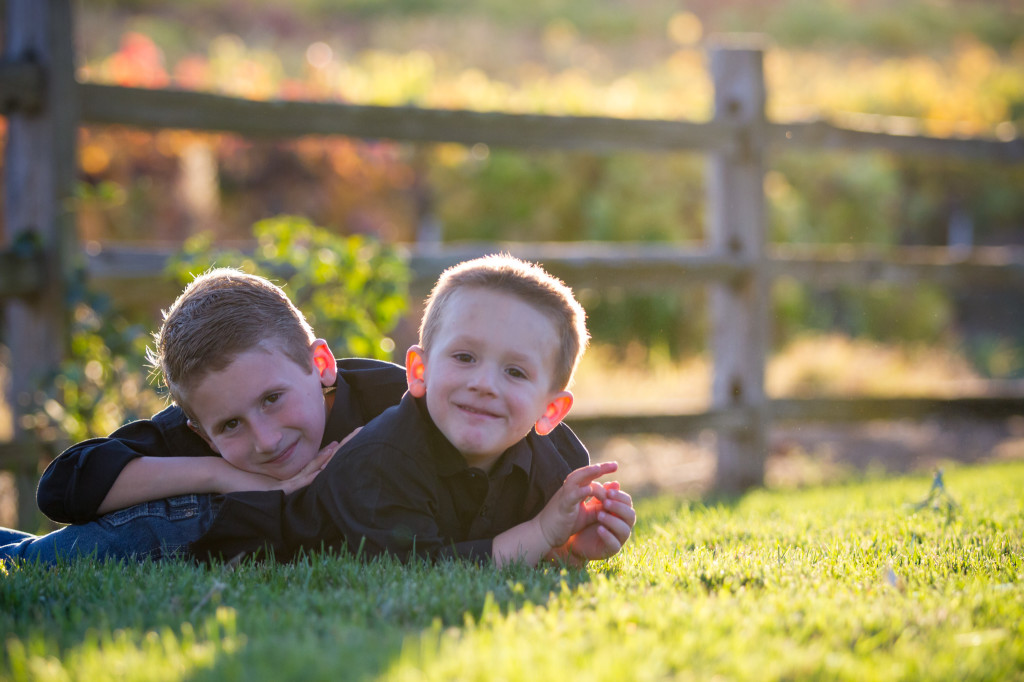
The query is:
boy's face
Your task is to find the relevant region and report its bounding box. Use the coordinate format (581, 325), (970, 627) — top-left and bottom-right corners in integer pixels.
(183, 339), (337, 480)
(407, 288), (572, 472)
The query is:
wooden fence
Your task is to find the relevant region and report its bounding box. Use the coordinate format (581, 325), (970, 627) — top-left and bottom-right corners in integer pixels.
(2, 1), (1024, 526)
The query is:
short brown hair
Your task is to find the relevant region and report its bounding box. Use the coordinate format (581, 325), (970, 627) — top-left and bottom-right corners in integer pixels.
(419, 254), (589, 390)
(148, 268), (315, 408)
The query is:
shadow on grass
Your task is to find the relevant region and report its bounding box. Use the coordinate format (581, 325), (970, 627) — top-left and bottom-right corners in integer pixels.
(1, 548), (595, 681)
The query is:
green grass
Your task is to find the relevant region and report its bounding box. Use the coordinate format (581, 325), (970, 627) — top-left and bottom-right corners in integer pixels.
(3, 460), (1022, 681)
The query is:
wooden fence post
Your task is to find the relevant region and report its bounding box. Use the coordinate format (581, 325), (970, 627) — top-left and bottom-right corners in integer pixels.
(707, 40), (769, 493)
(2, 0), (79, 529)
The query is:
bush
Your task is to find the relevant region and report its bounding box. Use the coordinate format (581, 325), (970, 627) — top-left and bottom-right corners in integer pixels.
(27, 215), (410, 447)
(167, 215), (409, 361)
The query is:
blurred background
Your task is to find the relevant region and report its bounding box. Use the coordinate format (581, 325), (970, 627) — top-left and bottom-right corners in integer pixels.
(1, 0), (1023, 515)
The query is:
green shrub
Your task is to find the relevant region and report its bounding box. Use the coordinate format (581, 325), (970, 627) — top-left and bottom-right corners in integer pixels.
(167, 215), (409, 361)
(27, 215), (409, 448)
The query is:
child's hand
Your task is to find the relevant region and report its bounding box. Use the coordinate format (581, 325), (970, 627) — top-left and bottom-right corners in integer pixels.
(257, 425), (363, 493)
(218, 425), (363, 495)
(534, 461), (619, 551)
(270, 439), (343, 494)
(491, 461), (620, 567)
(552, 482), (635, 566)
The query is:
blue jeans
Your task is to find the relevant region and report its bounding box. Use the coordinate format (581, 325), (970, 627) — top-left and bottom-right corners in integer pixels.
(0, 494), (219, 564)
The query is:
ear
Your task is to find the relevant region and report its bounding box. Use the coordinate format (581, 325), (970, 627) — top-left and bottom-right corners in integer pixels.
(405, 345), (427, 398)
(186, 418), (219, 453)
(534, 391), (573, 436)
(311, 339), (337, 388)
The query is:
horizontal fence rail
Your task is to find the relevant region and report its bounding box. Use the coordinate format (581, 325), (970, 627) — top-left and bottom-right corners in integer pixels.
(767, 245), (1024, 289)
(769, 120), (1024, 163)
(71, 83), (1024, 162)
(79, 83), (735, 154)
(7, 242), (1021, 301)
(59, 242), (1024, 293)
(2, 57), (1021, 163)
(567, 396), (1024, 440)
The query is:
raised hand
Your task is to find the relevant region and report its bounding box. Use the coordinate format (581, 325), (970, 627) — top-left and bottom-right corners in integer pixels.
(533, 461), (620, 551)
(492, 461), (619, 567)
(553, 482), (635, 566)
(270, 439), (342, 494)
(269, 425), (362, 493)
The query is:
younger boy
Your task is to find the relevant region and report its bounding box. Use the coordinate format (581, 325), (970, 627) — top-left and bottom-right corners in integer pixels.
(191, 254), (635, 566)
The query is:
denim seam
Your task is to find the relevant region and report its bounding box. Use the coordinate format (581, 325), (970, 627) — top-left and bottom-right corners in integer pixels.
(102, 494), (200, 526)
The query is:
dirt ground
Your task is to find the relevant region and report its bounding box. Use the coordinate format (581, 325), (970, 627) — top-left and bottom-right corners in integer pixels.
(588, 416), (1024, 499)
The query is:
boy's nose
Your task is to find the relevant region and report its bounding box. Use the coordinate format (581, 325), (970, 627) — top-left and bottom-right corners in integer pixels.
(467, 364), (498, 394)
(251, 420), (281, 454)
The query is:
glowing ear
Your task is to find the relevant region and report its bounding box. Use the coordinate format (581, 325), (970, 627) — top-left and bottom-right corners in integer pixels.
(312, 339), (337, 388)
(534, 391), (573, 436)
(186, 418), (218, 453)
(406, 345), (427, 398)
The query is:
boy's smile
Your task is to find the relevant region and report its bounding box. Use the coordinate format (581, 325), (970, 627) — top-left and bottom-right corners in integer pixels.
(410, 288), (572, 473)
(182, 340), (336, 480)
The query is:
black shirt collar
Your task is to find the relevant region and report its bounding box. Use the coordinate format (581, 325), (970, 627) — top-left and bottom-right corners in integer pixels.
(412, 395), (533, 480)
(320, 374), (360, 449)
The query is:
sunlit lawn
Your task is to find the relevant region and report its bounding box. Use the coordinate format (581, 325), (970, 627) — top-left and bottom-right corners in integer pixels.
(2, 459), (1022, 681)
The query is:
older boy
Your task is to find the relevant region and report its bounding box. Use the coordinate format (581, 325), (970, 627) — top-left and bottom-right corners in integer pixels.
(1, 268), (406, 560)
(192, 254), (635, 566)
(35, 269), (412, 524)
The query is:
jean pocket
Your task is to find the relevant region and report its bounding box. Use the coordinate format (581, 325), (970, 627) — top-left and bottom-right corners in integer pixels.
(102, 494), (200, 527)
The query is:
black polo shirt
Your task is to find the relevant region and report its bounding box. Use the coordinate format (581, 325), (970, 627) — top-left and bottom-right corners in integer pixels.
(190, 392), (586, 563)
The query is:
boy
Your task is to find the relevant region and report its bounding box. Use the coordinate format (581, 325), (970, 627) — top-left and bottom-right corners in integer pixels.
(35, 268), (414, 524)
(2, 268), (407, 560)
(190, 254), (635, 566)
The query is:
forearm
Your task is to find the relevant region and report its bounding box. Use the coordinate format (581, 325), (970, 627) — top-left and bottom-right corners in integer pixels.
(491, 518), (554, 568)
(37, 404), (211, 523)
(96, 456), (256, 514)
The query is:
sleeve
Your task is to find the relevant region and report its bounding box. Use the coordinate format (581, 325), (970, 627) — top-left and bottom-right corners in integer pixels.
(187, 444), (449, 563)
(207, 440), (489, 564)
(192, 448), (493, 564)
(546, 422), (590, 470)
(35, 404), (213, 524)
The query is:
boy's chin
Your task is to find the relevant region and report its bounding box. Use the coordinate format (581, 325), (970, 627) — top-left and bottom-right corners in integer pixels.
(262, 454), (314, 481)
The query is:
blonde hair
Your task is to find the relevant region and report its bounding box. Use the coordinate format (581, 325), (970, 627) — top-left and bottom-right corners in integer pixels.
(419, 254), (589, 390)
(148, 268), (315, 408)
